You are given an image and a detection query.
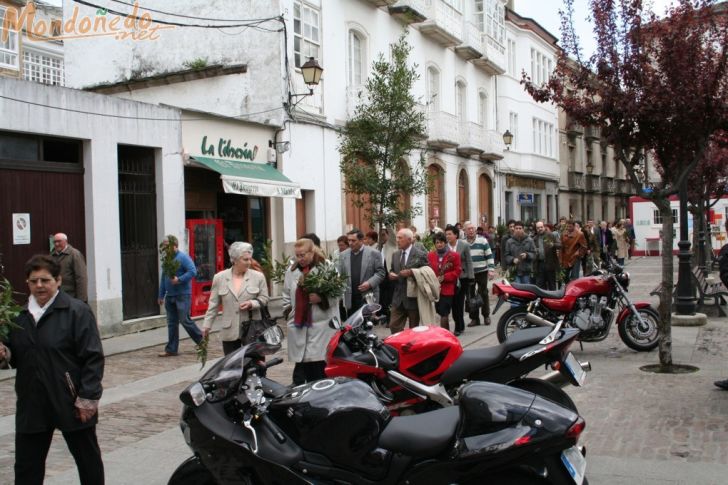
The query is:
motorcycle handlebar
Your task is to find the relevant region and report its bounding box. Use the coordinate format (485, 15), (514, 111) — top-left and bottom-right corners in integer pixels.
(265, 357), (284, 369)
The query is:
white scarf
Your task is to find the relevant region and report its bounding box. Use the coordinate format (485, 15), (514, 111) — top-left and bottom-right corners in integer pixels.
(28, 291), (60, 324)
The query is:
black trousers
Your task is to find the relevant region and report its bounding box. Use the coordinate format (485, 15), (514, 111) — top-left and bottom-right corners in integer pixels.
(15, 426), (104, 485)
(292, 361), (327, 386)
(452, 279), (468, 332)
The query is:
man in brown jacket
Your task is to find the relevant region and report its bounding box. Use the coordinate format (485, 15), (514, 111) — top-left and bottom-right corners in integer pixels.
(560, 221), (587, 284)
(51, 233), (88, 302)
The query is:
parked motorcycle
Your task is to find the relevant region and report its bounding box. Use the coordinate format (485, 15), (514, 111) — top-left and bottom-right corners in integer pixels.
(170, 342), (588, 485)
(325, 303), (589, 414)
(492, 256), (659, 351)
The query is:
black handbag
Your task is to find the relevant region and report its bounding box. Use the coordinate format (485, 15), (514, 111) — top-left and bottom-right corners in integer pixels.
(242, 301), (284, 345)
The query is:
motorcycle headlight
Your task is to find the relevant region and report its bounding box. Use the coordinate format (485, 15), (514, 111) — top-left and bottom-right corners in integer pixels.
(618, 271), (630, 289)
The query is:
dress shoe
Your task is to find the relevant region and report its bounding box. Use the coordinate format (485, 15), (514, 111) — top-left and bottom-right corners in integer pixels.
(454, 330), (463, 336)
(158, 351), (178, 357)
(715, 379), (728, 390)
(484, 318), (491, 326)
(467, 321), (480, 327)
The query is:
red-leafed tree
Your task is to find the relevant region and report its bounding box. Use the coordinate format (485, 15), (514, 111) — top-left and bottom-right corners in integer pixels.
(686, 131), (728, 267)
(524, 0), (728, 368)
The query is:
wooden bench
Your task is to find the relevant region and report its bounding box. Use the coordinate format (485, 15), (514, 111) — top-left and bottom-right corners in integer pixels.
(691, 267), (728, 316)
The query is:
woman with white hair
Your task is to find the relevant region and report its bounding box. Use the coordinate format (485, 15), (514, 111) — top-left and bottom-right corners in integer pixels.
(202, 241), (269, 355)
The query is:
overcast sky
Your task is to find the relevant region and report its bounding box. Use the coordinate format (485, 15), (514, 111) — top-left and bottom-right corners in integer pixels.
(515, 0), (678, 57)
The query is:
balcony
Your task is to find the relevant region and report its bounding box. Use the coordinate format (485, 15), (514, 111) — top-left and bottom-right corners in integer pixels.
(600, 177), (615, 194)
(454, 22), (483, 61)
(472, 34), (506, 75)
(457, 121), (483, 155)
(618, 179), (634, 195)
(479, 130), (506, 161)
(566, 115), (583, 135)
(346, 85), (368, 119)
(568, 171), (585, 191)
(418, 0), (463, 47)
(363, 0), (399, 6)
(425, 110), (459, 148)
(388, 0), (427, 24)
(585, 126), (601, 141)
(585, 174), (600, 192)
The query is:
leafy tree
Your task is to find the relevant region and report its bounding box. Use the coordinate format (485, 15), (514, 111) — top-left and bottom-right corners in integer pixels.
(525, 0), (728, 368)
(339, 31), (428, 238)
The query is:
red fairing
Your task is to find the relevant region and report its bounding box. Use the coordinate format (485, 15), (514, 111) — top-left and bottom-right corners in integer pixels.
(617, 301), (652, 324)
(542, 276), (612, 313)
(325, 327), (387, 380)
(384, 326), (463, 385)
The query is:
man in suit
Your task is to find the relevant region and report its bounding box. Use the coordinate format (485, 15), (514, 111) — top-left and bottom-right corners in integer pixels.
(445, 225), (474, 336)
(595, 220), (614, 263)
(378, 228), (396, 323)
(338, 229), (386, 317)
(388, 228), (428, 333)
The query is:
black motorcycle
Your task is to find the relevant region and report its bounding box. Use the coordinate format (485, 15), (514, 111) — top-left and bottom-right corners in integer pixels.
(169, 342), (588, 485)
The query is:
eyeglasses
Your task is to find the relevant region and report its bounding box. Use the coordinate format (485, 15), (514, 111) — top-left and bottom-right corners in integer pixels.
(294, 252), (311, 259)
(27, 277), (56, 285)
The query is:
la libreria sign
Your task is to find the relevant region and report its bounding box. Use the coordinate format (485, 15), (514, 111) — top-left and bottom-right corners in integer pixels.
(200, 135), (259, 162)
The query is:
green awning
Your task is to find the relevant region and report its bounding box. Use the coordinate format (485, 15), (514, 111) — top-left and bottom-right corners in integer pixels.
(191, 156), (301, 199)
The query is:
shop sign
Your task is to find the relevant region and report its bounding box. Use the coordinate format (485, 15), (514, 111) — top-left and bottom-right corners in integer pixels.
(222, 178), (301, 199)
(506, 175), (546, 190)
(518, 193), (534, 205)
(200, 135), (260, 162)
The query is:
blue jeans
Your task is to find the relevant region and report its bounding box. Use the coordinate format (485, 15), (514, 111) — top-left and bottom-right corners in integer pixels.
(164, 294), (202, 353)
(567, 264), (581, 283)
(515, 274), (531, 284)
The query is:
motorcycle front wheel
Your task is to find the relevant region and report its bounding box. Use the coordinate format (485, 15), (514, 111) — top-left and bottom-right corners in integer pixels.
(496, 307), (535, 343)
(168, 456), (217, 485)
(618, 306), (660, 351)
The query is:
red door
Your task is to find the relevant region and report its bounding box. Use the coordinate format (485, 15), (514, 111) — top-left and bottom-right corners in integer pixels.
(186, 219), (224, 317)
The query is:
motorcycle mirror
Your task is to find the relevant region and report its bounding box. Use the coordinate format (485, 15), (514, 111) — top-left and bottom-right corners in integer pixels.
(329, 317), (342, 330)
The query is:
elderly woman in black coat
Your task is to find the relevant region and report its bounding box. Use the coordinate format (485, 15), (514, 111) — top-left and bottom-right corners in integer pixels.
(0, 254), (105, 485)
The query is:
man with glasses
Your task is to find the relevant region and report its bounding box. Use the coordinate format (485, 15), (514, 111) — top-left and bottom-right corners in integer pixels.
(51, 233), (88, 303)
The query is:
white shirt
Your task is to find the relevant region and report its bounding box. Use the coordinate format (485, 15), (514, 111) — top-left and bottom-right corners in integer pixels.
(28, 290), (60, 324)
(401, 245), (412, 267)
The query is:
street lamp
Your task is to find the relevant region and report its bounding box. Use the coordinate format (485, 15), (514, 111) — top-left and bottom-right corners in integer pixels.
(675, 177), (697, 315)
(503, 130), (513, 150)
(288, 57), (324, 107)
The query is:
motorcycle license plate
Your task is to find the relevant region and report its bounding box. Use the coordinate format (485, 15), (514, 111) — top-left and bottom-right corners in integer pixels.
(564, 352), (587, 386)
(561, 445), (587, 485)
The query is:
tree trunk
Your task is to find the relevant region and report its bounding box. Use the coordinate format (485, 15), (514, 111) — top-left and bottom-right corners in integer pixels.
(657, 198), (674, 367)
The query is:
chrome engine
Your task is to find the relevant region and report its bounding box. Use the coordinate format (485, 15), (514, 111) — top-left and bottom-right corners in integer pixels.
(573, 295), (609, 331)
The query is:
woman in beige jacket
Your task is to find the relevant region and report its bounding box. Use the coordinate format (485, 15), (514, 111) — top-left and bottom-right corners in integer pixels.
(202, 242), (269, 355)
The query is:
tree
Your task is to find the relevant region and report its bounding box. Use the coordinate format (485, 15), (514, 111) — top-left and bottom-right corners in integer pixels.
(339, 31), (428, 238)
(525, 0), (728, 368)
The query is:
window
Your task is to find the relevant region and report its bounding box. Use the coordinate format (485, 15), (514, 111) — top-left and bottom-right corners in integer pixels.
(0, 5), (20, 69)
(532, 118), (555, 157)
(484, 0), (505, 50)
(348, 30), (365, 87)
(427, 66), (440, 111)
(293, 1), (320, 68)
(509, 111), (518, 148)
(653, 209), (679, 225)
(23, 50), (64, 86)
(474, 0), (484, 31)
(478, 91), (488, 126)
(530, 48), (552, 85)
(444, 0), (463, 12)
(456, 80), (466, 122)
(507, 38), (516, 75)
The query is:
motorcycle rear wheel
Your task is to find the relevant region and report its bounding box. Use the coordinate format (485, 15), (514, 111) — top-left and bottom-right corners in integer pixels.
(618, 306), (660, 352)
(168, 456), (217, 485)
(509, 377), (578, 412)
(496, 307), (535, 343)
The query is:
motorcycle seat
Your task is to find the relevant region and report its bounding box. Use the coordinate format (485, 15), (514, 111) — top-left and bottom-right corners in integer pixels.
(439, 327), (552, 387)
(378, 406), (460, 458)
(510, 283), (565, 299)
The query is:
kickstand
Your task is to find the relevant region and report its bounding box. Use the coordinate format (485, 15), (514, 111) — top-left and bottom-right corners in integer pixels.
(579, 341), (584, 351)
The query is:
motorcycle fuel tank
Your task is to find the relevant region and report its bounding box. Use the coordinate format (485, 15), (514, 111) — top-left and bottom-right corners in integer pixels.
(384, 326), (463, 385)
(270, 377), (389, 468)
(543, 276), (611, 312)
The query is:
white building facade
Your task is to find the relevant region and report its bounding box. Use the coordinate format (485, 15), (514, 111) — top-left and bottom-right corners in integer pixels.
(496, 6), (560, 225)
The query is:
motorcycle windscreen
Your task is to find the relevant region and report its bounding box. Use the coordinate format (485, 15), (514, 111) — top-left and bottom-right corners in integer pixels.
(200, 342), (281, 402)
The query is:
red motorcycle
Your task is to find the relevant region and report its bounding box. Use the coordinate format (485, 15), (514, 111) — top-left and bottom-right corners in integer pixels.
(492, 257), (660, 351)
(325, 304), (589, 415)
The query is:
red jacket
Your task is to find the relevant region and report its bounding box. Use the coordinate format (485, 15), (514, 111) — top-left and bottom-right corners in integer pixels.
(428, 250), (462, 296)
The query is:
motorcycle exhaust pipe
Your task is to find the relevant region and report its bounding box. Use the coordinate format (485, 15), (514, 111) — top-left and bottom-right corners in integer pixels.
(542, 361), (592, 387)
(525, 312), (556, 327)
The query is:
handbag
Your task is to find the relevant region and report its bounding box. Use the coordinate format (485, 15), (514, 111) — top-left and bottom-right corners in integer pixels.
(242, 300), (284, 345)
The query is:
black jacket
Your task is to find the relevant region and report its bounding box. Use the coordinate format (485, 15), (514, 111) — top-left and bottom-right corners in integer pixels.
(5, 291), (104, 433)
(719, 244), (728, 288)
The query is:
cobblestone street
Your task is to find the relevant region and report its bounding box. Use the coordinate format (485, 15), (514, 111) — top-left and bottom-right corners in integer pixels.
(1, 256), (728, 484)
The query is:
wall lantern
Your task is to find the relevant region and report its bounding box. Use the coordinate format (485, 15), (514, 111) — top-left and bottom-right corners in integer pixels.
(502, 130), (513, 150)
(289, 57), (324, 107)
